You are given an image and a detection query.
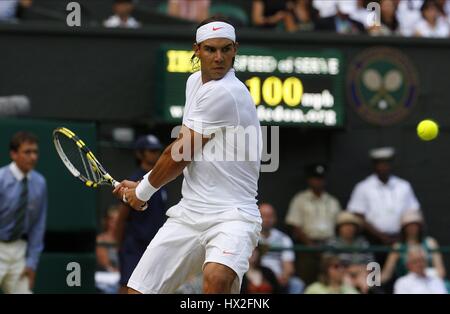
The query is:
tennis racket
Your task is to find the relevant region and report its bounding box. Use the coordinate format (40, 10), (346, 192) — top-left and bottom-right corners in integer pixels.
(53, 127), (148, 210)
(53, 127), (119, 188)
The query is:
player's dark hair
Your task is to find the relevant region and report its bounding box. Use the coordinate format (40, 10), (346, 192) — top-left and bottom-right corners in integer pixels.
(191, 15), (237, 71)
(9, 131), (38, 152)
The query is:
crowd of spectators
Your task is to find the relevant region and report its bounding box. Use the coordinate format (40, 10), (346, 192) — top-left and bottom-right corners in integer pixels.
(1, 0), (450, 39)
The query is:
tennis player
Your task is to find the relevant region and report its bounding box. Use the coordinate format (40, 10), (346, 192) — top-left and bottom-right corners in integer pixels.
(113, 16), (262, 294)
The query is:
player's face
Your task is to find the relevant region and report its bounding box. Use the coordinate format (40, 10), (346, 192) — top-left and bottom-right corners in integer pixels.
(195, 38), (237, 82)
(10, 141), (39, 173)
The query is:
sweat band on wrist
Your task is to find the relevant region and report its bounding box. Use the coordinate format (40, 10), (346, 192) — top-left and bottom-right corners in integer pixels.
(135, 171), (159, 202)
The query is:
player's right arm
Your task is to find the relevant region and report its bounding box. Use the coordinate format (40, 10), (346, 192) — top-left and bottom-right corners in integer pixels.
(148, 125), (209, 188)
(113, 125), (209, 210)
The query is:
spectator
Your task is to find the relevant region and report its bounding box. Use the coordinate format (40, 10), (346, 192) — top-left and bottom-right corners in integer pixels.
(350, 0), (373, 28)
(104, 0), (141, 29)
(315, 1), (365, 34)
(0, 0), (33, 21)
(241, 246), (281, 294)
(95, 205), (120, 294)
(436, 0), (450, 23)
(285, 163), (342, 285)
(304, 254), (359, 294)
(0, 131), (47, 293)
(381, 211), (446, 285)
(394, 246), (447, 294)
(258, 203), (304, 294)
(168, 0), (210, 24)
(397, 0), (423, 36)
(347, 147), (421, 266)
(327, 212), (374, 293)
(115, 134), (168, 293)
(313, 0), (338, 18)
(414, 0), (450, 37)
(252, 0), (290, 29)
(285, 0), (319, 32)
(368, 0), (401, 36)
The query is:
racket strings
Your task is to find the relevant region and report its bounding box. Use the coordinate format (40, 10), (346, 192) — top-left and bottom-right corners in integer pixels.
(57, 134), (102, 183)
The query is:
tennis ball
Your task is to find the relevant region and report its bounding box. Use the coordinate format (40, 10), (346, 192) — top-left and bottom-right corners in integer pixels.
(417, 119), (439, 141)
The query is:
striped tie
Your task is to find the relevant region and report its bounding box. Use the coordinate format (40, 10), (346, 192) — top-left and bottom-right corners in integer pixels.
(9, 177), (28, 241)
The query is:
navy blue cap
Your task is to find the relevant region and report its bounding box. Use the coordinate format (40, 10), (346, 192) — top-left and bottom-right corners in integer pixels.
(134, 134), (162, 151)
(305, 163), (327, 178)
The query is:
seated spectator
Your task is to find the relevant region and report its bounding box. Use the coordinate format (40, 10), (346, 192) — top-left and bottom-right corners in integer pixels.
(286, 163), (342, 285)
(414, 0), (449, 37)
(436, 0), (450, 23)
(327, 212), (375, 293)
(259, 203), (304, 294)
(347, 147), (421, 268)
(312, 0), (338, 18)
(285, 0), (319, 32)
(252, 0), (290, 29)
(0, 0), (32, 21)
(168, 0), (210, 24)
(394, 246), (447, 294)
(304, 254), (359, 294)
(315, 1), (365, 34)
(369, 0), (401, 36)
(104, 0), (141, 29)
(241, 246), (281, 294)
(350, 0), (373, 28)
(397, 0), (423, 36)
(381, 211), (446, 285)
(95, 205), (120, 294)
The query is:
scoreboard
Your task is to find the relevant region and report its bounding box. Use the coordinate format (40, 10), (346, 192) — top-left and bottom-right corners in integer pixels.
(156, 45), (344, 127)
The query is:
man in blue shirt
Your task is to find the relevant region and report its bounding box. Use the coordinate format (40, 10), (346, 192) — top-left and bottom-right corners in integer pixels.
(0, 131), (47, 293)
(115, 134), (167, 294)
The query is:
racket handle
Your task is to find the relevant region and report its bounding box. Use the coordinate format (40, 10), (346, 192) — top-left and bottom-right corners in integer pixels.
(112, 181), (120, 188)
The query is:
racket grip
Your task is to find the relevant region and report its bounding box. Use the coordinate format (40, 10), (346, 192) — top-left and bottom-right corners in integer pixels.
(113, 181), (120, 188)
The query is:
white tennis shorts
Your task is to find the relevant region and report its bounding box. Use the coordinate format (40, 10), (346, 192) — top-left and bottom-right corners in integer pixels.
(127, 204), (262, 294)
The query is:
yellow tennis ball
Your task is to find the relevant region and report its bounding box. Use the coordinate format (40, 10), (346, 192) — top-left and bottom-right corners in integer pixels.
(417, 119), (439, 141)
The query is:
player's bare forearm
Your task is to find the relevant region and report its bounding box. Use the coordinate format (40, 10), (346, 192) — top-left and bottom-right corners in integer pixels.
(148, 126), (209, 188)
(148, 141), (191, 188)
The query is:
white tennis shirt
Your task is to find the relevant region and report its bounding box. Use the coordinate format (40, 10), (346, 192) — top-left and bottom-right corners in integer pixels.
(180, 69), (262, 217)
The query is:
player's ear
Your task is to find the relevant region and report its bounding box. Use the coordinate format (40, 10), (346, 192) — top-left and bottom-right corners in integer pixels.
(234, 42), (239, 53)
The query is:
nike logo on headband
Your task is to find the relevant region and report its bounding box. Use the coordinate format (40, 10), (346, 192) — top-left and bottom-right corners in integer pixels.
(212, 27), (223, 31)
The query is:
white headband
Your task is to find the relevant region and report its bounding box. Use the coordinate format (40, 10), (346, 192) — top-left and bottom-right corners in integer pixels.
(196, 22), (236, 44)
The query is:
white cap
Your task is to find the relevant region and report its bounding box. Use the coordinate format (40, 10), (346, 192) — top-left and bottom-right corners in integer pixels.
(369, 147), (395, 160)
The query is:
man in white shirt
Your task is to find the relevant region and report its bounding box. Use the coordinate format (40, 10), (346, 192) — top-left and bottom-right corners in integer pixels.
(394, 246), (447, 294)
(259, 203), (304, 294)
(347, 147), (421, 247)
(114, 17), (262, 294)
(103, 0), (141, 29)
